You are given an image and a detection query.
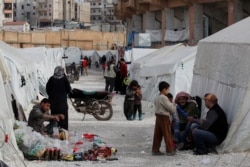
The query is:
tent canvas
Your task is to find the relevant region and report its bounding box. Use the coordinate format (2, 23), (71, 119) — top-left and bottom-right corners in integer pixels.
(130, 43), (197, 101)
(96, 50), (118, 64)
(0, 54), (24, 164)
(82, 50), (99, 66)
(190, 16), (250, 153)
(17, 47), (65, 97)
(124, 48), (157, 62)
(0, 41), (38, 111)
(64, 47), (82, 66)
(125, 48), (157, 72)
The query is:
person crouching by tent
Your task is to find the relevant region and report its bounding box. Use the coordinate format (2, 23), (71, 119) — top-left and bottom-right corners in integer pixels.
(174, 91), (200, 150)
(46, 66), (72, 130)
(123, 80), (139, 120)
(187, 94), (228, 155)
(28, 98), (64, 137)
(152, 81), (176, 156)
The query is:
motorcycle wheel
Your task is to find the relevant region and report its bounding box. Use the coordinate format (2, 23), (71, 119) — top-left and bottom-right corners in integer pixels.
(93, 100), (113, 121)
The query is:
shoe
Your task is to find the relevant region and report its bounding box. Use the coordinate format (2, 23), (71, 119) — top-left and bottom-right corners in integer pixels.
(176, 142), (185, 150)
(152, 151), (164, 156)
(166, 151), (176, 156)
(193, 150), (208, 155)
(208, 147), (218, 154)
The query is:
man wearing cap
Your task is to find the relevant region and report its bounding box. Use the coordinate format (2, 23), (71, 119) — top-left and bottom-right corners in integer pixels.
(187, 94), (228, 155)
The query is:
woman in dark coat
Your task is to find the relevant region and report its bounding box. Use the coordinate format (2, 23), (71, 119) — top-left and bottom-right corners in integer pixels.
(46, 66), (71, 130)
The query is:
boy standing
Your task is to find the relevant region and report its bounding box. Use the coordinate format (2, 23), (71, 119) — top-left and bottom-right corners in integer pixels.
(133, 85), (142, 120)
(124, 80), (138, 120)
(152, 81), (176, 156)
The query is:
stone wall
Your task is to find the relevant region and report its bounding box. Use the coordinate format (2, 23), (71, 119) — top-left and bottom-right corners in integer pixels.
(0, 30), (126, 50)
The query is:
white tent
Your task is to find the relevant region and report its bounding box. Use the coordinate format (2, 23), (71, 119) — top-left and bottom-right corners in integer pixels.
(130, 43), (197, 101)
(124, 48), (157, 72)
(0, 52), (25, 165)
(64, 47), (82, 66)
(124, 48), (157, 63)
(0, 41), (39, 111)
(190, 16), (250, 153)
(17, 47), (65, 97)
(82, 50), (99, 66)
(96, 50), (118, 64)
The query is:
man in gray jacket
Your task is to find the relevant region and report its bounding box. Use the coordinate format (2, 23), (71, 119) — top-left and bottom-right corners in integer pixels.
(28, 98), (64, 135)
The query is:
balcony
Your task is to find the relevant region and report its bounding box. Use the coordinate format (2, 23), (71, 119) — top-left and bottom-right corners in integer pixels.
(124, 0), (135, 9)
(137, 0), (166, 7)
(138, 0), (153, 4)
(4, 0), (13, 3)
(4, 9), (13, 14)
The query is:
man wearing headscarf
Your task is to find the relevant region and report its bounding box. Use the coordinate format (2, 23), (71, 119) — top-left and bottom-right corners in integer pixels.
(46, 66), (71, 130)
(174, 91), (200, 131)
(174, 91), (200, 150)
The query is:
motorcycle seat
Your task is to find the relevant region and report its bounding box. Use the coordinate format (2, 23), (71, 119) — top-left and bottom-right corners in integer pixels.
(69, 88), (109, 100)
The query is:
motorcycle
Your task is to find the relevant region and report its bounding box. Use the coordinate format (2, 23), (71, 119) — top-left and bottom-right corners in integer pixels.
(69, 88), (113, 121)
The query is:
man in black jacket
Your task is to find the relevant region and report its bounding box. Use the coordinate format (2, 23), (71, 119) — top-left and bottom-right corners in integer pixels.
(187, 94), (228, 155)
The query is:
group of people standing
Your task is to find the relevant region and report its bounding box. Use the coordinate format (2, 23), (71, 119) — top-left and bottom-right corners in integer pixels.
(152, 81), (228, 156)
(103, 57), (128, 95)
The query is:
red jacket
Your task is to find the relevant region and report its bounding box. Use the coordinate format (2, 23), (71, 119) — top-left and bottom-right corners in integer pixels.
(120, 62), (127, 77)
(82, 60), (87, 67)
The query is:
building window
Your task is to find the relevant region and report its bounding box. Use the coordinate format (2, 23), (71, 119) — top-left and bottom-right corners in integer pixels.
(49, 13), (51, 16)
(99, 3), (101, 5)
(21, 13), (24, 15)
(33, 12), (36, 15)
(22, 5), (24, 9)
(5, 14), (12, 18)
(4, 3), (12, 10)
(93, 3), (95, 6)
(49, 4), (51, 8)
(27, 4), (30, 6)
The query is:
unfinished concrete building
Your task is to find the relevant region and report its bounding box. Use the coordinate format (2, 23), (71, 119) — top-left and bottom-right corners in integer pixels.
(114, 0), (250, 47)
(13, 0), (36, 28)
(36, 0), (66, 27)
(1, 0), (14, 27)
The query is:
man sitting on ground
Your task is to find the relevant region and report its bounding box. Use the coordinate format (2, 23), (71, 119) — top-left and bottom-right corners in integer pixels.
(28, 98), (64, 136)
(187, 94), (228, 155)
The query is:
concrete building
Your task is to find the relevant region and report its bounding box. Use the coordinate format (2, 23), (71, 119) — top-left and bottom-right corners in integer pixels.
(86, 0), (119, 24)
(114, 0), (250, 47)
(1, 0), (14, 27)
(75, 1), (90, 23)
(13, 0), (36, 28)
(36, 0), (65, 27)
